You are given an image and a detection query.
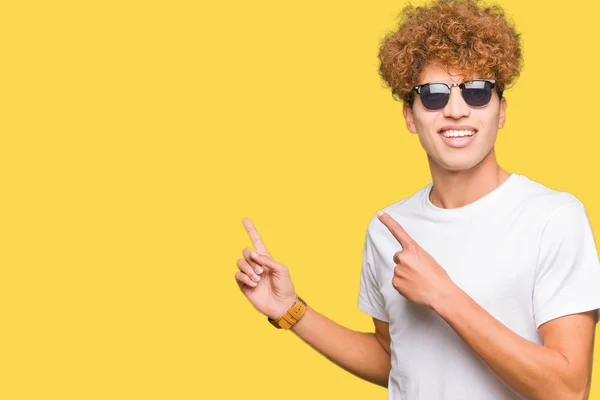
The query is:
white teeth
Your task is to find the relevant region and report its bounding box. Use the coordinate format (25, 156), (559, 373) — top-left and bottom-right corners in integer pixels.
(441, 130), (476, 138)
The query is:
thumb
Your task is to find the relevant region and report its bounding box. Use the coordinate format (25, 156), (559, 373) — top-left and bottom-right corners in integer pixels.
(250, 251), (286, 274)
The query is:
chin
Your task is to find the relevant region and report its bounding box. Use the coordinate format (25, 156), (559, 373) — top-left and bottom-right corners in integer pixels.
(428, 141), (496, 171)
(434, 154), (489, 173)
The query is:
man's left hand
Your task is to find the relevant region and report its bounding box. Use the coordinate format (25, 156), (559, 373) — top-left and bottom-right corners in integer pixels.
(377, 211), (458, 309)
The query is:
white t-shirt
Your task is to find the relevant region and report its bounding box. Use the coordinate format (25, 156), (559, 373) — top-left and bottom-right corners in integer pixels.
(358, 173), (600, 399)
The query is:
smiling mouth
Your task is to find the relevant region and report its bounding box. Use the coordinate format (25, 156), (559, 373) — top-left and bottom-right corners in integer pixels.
(437, 129), (477, 148)
(439, 129), (477, 138)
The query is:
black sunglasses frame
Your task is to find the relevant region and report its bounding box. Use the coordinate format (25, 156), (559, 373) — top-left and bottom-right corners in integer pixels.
(412, 79), (497, 111)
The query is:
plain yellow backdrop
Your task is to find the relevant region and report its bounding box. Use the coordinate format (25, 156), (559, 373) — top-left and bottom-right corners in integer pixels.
(1, 0), (599, 398)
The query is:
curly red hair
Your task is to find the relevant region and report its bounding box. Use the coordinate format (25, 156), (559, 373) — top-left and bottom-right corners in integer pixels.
(379, 0), (522, 105)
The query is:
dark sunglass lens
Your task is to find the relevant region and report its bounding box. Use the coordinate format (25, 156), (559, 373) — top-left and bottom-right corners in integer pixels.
(420, 83), (450, 110)
(462, 80), (493, 107)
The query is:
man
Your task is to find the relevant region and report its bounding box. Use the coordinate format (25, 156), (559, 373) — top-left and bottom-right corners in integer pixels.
(234, 0), (600, 398)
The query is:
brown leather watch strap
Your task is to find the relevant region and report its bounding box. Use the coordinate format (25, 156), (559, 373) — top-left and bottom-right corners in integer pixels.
(268, 296), (307, 330)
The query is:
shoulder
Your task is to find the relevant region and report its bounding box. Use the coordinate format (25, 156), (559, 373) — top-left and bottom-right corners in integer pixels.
(507, 175), (594, 258)
(511, 174), (586, 221)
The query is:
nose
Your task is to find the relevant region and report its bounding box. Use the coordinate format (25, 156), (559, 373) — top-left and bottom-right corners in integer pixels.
(442, 86), (471, 119)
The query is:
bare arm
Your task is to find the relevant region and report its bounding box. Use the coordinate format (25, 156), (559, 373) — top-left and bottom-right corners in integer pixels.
(236, 218), (390, 387)
(434, 287), (596, 400)
(291, 310), (391, 387)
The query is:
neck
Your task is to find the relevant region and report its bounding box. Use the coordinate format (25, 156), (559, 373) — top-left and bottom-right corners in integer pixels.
(428, 148), (511, 209)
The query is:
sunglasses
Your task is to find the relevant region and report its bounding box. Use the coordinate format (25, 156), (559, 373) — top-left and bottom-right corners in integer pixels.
(413, 79), (497, 111)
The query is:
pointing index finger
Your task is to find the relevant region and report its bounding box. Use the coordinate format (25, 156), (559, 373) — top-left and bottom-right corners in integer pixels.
(377, 211), (416, 250)
(242, 218), (270, 255)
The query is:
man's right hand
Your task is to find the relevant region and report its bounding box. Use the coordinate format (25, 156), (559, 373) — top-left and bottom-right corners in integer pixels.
(236, 219), (391, 388)
(235, 218), (297, 320)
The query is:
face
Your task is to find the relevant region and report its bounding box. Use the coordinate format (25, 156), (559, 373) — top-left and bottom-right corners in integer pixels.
(403, 63), (507, 172)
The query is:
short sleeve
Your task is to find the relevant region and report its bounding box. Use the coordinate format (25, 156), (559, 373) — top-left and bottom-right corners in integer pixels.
(533, 203), (600, 328)
(358, 227), (389, 322)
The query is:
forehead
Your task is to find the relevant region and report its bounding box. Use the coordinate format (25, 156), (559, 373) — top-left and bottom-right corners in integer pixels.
(417, 63), (476, 84)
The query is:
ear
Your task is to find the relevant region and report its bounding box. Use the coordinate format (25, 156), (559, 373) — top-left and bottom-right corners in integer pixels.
(498, 97), (507, 129)
(403, 103), (418, 134)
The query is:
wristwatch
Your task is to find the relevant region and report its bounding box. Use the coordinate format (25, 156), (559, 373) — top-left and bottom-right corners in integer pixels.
(268, 296), (307, 330)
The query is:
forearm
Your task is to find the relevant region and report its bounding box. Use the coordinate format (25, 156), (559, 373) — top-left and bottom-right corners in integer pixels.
(290, 307), (391, 387)
(434, 286), (583, 400)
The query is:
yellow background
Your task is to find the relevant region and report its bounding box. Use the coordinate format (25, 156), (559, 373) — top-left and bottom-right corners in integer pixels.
(1, 0), (599, 398)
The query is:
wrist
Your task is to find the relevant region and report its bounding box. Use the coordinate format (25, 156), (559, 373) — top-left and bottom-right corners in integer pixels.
(268, 294), (307, 330)
(290, 305), (309, 333)
(431, 282), (463, 316)
(269, 294), (298, 320)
